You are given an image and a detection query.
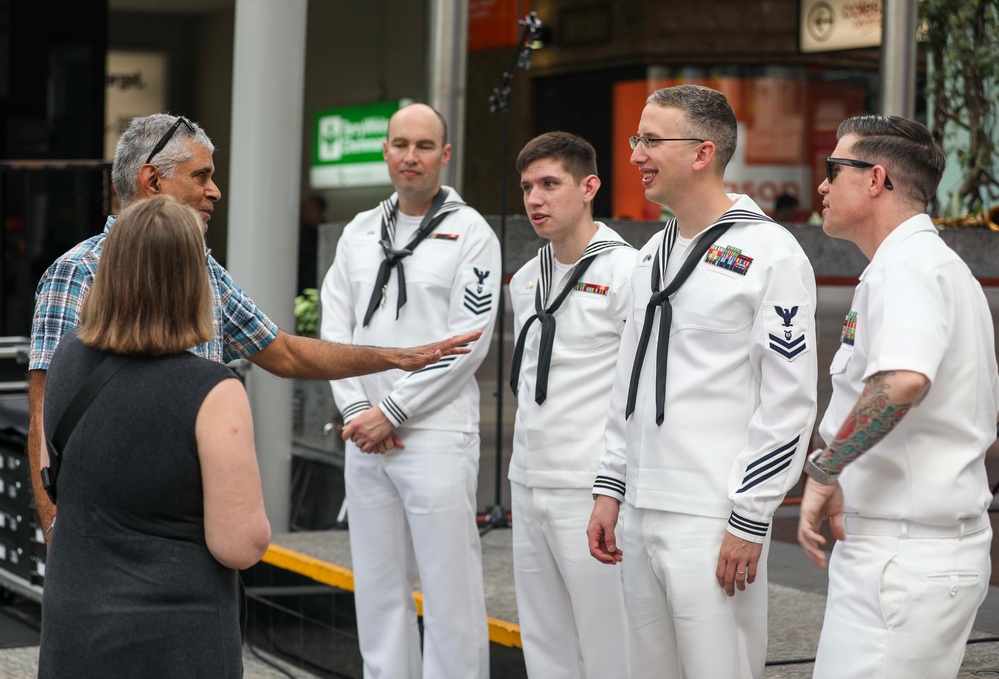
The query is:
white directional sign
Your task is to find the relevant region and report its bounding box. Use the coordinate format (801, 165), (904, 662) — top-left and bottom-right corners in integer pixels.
(800, 0), (883, 53)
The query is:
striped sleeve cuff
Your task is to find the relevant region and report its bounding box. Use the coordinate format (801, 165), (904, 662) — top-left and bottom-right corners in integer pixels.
(379, 396), (409, 427)
(339, 400), (372, 423)
(592, 475), (626, 502)
(727, 511), (770, 544)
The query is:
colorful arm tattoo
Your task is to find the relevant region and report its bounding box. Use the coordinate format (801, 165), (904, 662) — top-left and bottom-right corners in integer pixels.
(807, 371), (915, 483)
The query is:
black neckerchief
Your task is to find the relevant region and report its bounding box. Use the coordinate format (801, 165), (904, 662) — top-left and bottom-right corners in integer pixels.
(363, 188), (449, 326)
(625, 219), (734, 425)
(510, 238), (631, 405)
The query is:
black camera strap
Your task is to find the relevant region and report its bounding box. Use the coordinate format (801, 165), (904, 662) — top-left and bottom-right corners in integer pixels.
(41, 353), (133, 504)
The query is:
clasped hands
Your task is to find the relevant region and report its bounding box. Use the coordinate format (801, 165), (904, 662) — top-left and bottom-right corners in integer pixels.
(339, 329), (484, 453)
(341, 406), (403, 454)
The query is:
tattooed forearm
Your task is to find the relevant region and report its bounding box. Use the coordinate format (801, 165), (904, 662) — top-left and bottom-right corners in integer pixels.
(812, 371), (918, 476)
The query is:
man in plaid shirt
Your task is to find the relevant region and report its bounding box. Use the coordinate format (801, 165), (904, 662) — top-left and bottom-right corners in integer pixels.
(29, 113), (477, 545)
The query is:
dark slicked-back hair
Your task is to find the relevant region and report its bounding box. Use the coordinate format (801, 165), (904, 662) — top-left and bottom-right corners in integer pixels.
(516, 131), (598, 182)
(837, 114), (945, 207)
(647, 84), (738, 171)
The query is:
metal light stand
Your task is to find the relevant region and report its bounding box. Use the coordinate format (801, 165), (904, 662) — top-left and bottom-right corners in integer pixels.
(481, 11), (542, 536)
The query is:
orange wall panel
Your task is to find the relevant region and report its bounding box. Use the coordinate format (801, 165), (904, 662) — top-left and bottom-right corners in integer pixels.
(469, 0), (532, 52)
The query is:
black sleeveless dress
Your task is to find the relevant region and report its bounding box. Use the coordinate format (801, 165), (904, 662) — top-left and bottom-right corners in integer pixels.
(39, 332), (244, 679)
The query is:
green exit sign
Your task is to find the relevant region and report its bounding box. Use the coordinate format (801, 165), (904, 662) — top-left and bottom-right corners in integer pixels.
(310, 99), (412, 188)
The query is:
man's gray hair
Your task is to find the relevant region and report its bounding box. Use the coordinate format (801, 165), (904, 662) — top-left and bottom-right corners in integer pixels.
(112, 114), (215, 207)
(646, 84), (738, 171)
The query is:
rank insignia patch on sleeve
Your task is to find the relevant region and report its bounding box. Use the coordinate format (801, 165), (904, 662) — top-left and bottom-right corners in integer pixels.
(766, 304), (808, 361)
(464, 268), (493, 316)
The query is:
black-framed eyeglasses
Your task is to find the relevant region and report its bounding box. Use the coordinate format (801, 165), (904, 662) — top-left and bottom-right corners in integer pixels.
(629, 135), (705, 150)
(145, 116), (195, 165)
(825, 157), (894, 190)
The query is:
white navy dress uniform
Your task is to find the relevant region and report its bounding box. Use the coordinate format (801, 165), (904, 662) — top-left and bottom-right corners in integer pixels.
(593, 195), (818, 679)
(508, 222), (636, 679)
(320, 185), (501, 679)
(811, 214), (998, 678)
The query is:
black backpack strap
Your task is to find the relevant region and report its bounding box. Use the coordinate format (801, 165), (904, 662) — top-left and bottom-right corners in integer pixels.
(41, 354), (133, 504)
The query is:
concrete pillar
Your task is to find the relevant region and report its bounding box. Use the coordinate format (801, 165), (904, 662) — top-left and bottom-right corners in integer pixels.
(880, 0), (918, 118)
(427, 0), (469, 192)
(227, 0), (308, 532)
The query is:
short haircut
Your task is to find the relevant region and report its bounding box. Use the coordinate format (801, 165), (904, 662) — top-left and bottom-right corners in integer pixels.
(79, 196), (213, 356)
(389, 103), (449, 147)
(432, 106), (449, 147)
(837, 114), (945, 206)
(112, 114), (215, 207)
(516, 131), (598, 182)
(646, 84), (738, 171)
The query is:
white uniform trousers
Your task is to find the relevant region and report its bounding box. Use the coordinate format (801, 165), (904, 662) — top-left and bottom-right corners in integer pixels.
(511, 481), (630, 679)
(344, 429), (489, 679)
(621, 504), (769, 679)
(813, 518), (991, 678)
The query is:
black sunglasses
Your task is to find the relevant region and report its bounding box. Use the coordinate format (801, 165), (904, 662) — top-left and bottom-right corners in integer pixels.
(145, 116), (196, 165)
(825, 157), (894, 191)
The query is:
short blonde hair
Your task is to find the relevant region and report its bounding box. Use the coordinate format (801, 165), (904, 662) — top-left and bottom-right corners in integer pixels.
(79, 196), (213, 355)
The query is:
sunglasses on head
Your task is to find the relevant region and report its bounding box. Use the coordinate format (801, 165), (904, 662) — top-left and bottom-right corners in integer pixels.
(145, 116), (196, 165)
(825, 157), (894, 191)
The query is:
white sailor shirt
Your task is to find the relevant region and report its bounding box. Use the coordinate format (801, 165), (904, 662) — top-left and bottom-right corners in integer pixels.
(819, 214), (999, 525)
(593, 195), (818, 543)
(320, 186), (502, 433)
(508, 222), (637, 489)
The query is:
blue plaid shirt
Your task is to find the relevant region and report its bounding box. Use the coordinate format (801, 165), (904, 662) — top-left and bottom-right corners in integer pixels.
(30, 216), (278, 370)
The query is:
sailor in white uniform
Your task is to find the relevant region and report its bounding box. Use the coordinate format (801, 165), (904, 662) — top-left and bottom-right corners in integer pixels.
(321, 103), (500, 679)
(508, 132), (635, 678)
(587, 85), (818, 679)
(799, 114), (998, 679)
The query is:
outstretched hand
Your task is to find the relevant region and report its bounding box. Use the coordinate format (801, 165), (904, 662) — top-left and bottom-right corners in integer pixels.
(395, 330), (483, 372)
